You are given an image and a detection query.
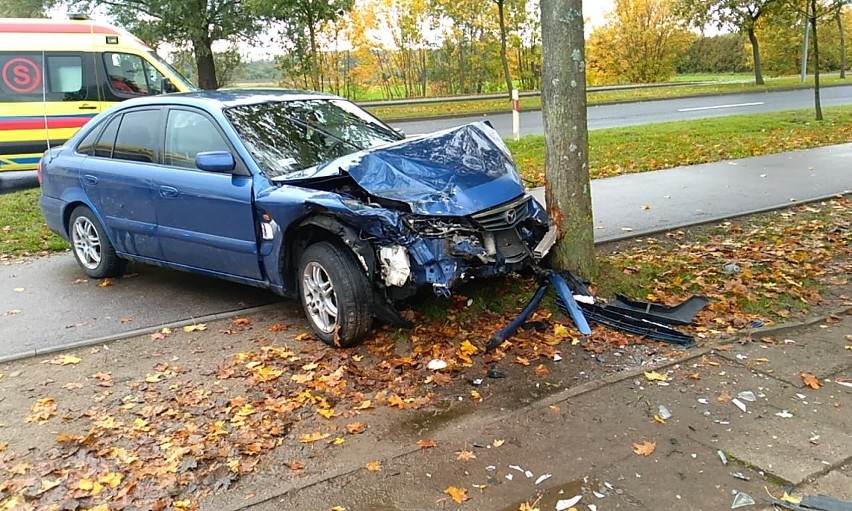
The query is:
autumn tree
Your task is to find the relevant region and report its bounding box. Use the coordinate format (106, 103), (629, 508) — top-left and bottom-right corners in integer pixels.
(541, 0), (594, 275)
(588, 0), (694, 84)
(0, 0), (53, 16)
(494, 0), (515, 97)
(675, 0), (779, 85)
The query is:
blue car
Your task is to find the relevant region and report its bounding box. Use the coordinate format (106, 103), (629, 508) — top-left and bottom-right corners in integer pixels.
(39, 90), (556, 346)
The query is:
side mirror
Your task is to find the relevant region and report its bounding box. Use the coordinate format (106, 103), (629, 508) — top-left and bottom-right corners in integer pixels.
(162, 78), (178, 93)
(196, 151), (236, 173)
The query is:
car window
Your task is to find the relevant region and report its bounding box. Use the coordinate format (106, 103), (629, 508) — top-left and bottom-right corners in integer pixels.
(104, 53), (151, 96)
(225, 99), (401, 179)
(113, 110), (160, 163)
(92, 115), (121, 158)
(164, 109), (230, 169)
(76, 121), (103, 155)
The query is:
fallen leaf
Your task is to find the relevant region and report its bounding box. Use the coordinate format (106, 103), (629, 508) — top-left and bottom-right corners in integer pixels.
(643, 371), (667, 382)
(269, 323), (289, 332)
(515, 356), (531, 366)
(470, 390), (482, 402)
(346, 422), (366, 434)
(492, 439), (505, 448)
(284, 460), (305, 472)
(97, 278), (112, 288)
(50, 355), (81, 366)
(717, 391), (732, 403)
(300, 432), (330, 443)
(444, 486), (470, 504)
(62, 382), (83, 390)
(183, 323), (207, 333)
(25, 398), (57, 423)
(317, 408), (336, 419)
(534, 364), (550, 377)
(233, 318), (252, 327)
(92, 372), (113, 387)
(633, 440), (656, 456)
(456, 450), (476, 461)
(366, 460), (382, 472)
(417, 438), (438, 449)
(333, 437), (345, 445)
(801, 372), (822, 390)
(354, 400), (373, 410)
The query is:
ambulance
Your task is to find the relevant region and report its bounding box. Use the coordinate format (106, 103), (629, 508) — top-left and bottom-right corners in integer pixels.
(0, 16), (195, 171)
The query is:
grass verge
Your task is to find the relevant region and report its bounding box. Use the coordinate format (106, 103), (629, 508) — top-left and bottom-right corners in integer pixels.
(0, 188), (68, 259)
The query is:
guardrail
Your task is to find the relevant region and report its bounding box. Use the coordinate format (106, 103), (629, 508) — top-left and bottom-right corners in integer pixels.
(357, 81), (711, 108)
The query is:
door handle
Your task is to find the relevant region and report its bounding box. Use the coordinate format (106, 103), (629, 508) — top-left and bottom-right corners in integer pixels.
(78, 103), (99, 110)
(159, 185), (179, 198)
(82, 175), (98, 186)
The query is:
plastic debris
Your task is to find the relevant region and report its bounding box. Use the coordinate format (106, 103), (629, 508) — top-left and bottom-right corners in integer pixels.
(588, 505), (598, 511)
(427, 359), (448, 371)
(724, 263), (742, 274)
(470, 378), (484, 386)
(505, 474), (513, 481)
(746, 319), (765, 328)
(776, 410), (794, 418)
(698, 398), (709, 404)
(837, 380), (852, 389)
(553, 354), (563, 362)
(731, 472), (751, 481)
(658, 405), (673, 420)
(718, 450), (729, 465)
(509, 465), (525, 473)
(487, 367), (507, 379)
(593, 491), (606, 498)
(732, 398), (747, 413)
(556, 495), (582, 510)
(732, 492), (756, 508)
(737, 391), (756, 402)
(525, 470), (534, 478)
(534, 473), (551, 485)
(485, 465), (496, 471)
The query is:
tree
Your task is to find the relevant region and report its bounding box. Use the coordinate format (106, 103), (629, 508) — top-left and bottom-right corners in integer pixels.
(540, 0), (594, 275)
(91, 0), (267, 89)
(0, 0), (53, 16)
(588, 0), (694, 84)
(835, 0), (848, 77)
(675, 0), (779, 85)
(494, 0), (514, 97)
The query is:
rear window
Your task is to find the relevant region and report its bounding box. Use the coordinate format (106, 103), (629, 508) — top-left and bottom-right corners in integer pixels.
(0, 52), (92, 102)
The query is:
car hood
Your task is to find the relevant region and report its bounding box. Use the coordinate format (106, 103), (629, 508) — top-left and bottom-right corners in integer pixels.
(285, 122), (526, 216)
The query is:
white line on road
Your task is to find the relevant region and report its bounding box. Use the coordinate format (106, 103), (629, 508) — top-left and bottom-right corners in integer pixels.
(677, 102), (765, 112)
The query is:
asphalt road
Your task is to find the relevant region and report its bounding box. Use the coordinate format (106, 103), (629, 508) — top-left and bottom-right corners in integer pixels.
(2, 143), (850, 361)
(390, 85), (852, 137)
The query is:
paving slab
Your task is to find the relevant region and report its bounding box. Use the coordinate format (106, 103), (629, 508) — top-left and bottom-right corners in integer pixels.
(799, 463), (852, 501)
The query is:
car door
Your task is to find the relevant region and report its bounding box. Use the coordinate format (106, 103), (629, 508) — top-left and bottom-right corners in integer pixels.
(152, 106), (261, 280)
(77, 108), (163, 259)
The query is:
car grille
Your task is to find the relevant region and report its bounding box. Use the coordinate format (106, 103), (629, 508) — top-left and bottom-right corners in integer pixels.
(471, 195), (531, 232)
(495, 228), (529, 264)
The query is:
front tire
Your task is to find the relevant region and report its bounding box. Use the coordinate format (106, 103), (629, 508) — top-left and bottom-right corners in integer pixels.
(68, 206), (126, 279)
(298, 241), (374, 347)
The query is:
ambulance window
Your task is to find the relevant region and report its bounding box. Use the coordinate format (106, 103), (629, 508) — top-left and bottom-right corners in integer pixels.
(46, 56), (83, 94)
(142, 61), (166, 95)
(93, 115), (121, 158)
(104, 53), (149, 96)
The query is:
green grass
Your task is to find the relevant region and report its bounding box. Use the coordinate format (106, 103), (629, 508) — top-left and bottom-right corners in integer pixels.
(507, 105), (852, 185)
(0, 188), (68, 257)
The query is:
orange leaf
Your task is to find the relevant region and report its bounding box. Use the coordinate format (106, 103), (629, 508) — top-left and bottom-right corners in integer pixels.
(346, 422), (366, 434)
(534, 364), (550, 377)
(417, 438), (438, 449)
(633, 440), (656, 456)
(801, 372), (822, 390)
(366, 460), (382, 472)
(444, 486), (470, 504)
(456, 450), (476, 461)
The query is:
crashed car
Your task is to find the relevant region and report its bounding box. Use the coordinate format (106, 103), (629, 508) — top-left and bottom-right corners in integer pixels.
(39, 90), (557, 346)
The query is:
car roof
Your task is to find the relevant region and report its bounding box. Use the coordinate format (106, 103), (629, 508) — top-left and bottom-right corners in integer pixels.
(119, 88), (343, 110)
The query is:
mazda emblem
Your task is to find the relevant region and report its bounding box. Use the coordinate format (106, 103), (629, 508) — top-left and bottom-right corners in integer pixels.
(505, 209), (516, 224)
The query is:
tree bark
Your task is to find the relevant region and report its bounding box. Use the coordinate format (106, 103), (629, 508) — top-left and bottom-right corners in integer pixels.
(193, 38), (218, 90)
(810, 0), (823, 120)
(837, 3), (846, 79)
(747, 28), (765, 85)
(496, 0), (514, 98)
(308, 23), (320, 91)
(541, 0), (595, 276)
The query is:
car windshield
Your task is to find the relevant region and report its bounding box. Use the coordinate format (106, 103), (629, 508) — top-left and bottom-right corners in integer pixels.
(146, 51), (197, 91)
(225, 99), (401, 179)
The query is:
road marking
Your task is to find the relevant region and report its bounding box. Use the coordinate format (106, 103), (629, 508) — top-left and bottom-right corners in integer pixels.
(677, 102), (765, 112)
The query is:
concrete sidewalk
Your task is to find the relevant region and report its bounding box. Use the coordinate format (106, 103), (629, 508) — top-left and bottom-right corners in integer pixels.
(2, 144), (851, 361)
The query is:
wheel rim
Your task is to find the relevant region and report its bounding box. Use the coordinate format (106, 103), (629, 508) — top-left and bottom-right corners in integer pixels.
(302, 261), (338, 334)
(71, 216), (101, 270)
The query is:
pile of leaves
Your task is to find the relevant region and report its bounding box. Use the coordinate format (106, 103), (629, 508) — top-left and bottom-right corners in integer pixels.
(1, 200), (849, 510)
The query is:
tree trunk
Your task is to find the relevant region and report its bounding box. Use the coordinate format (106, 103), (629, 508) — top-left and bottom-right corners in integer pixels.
(496, 0), (514, 98)
(541, 0), (595, 276)
(837, 3), (846, 79)
(193, 38), (218, 90)
(810, 0), (823, 120)
(308, 23), (320, 91)
(747, 28), (765, 85)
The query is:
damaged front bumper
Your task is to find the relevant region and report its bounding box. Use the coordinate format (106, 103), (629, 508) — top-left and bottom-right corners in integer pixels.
(378, 194), (556, 298)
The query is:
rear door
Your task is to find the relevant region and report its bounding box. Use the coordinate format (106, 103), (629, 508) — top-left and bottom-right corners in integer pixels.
(0, 51), (99, 170)
(151, 106), (261, 280)
(77, 108), (163, 259)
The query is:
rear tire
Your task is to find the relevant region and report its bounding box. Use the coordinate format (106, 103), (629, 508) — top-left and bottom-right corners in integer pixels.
(68, 206), (126, 279)
(298, 241), (374, 347)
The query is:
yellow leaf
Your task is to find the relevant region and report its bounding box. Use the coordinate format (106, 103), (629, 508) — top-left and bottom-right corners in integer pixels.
(318, 408), (336, 419)
(183, 323), (207, 333)
(333, 437), (346, 445)
(643, 371), (668, 382)
(99, 472), (123, 488)
(456, 450), (476, 461)
(78, 478), (94, 490)
(302, 362), (319, 371)
(801, 372), (822, 390)
(51, 355), (81, 365)
(653, 415), (667, 424)
(0, 443), (6, 452)
(97, 278), (112, 287)
(331, 507), (346, 511)
(492, 439), (505, 448)
(445, 486), (470, 504)
(470, 390), (482, 402)
(300, 432), (330, 443)
(459, 340), (478, 357)
(87, 505), (110, 511)
(145, 374), (162, 383)
(781, 492), (802, 505)
(633, 440), (656, 456)
(354, 400), (373, 410)
(366, 460), (382, 472)
(175, 500), (192, 510)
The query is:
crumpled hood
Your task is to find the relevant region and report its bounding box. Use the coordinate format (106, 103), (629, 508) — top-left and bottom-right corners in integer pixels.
(311, 122), (527, 216)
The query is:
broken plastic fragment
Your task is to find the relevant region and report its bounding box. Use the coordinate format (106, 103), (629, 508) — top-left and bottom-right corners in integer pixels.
(732, 398), (747, 413)
(524, 470), (534, 478)
(589, 505), (598, 511)
(658, 405), (673, 420)
(534, 473), (551, 485)
(776, 410), (793, 418)
(556, 495), (582, 510)
(593, 491), (606, 498)
(737, 391), (756, 402)
(505, 474), (513, 481)
(731, 492), (756, 508)
(731, 472), (751, 481)
(509, 465), (525, 473)
(427, 359), (448, 371)
(836, 380), (852, 389)
(718, 450), (729, 465)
